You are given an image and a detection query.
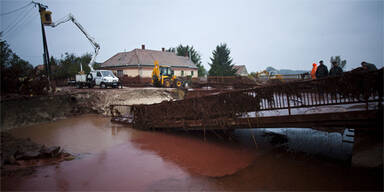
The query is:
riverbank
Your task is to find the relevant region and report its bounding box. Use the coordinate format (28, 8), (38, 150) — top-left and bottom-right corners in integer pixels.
(1, 87), (181, 130)
(0, 86), (180, 182)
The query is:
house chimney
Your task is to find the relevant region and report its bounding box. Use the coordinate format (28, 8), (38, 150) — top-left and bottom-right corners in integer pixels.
(162, 47), (165, 52)
(141, 44), (145, 50)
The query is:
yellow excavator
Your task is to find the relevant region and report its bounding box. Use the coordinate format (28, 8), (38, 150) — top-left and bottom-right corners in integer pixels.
(152, 60), (184, 88)
(255, 70), (283, 80)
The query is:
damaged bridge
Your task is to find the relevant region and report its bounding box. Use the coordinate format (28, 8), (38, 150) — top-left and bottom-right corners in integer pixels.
(110, 69), (383, 131)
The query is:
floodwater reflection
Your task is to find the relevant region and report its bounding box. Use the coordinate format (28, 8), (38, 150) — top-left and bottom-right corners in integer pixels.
(3, 114), (381, 191)
(235, 128), (354, 161)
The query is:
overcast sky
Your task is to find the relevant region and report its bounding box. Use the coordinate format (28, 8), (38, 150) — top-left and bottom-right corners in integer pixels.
(1, 0), (383, 72)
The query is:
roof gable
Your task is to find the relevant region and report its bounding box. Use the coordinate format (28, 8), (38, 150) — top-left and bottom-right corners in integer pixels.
(233, 65), (248, 75)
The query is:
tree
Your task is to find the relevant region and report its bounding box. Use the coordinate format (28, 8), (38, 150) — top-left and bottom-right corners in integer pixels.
(8, 54), (33, 77)
(330, 56), (346, 69)
(0, 35), (13, 70)
(167, 45), (206, 77)
(1, 35), (32, 74)
(93, 62), (101, 69)
(208, 43), (237, 76)
(53, 53), (92, 79)
(0, 35), (34, 94)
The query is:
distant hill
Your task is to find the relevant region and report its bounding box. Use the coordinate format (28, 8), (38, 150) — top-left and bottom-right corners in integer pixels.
(266, 66), (309, 75)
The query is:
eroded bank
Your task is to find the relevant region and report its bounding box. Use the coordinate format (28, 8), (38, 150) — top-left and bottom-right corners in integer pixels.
(1, 87), (181, 130)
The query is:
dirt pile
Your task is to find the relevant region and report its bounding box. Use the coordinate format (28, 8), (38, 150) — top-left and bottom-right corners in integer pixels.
(119, 75), (152, 87)
(85, 88), (177, 115)
(1, 68), (51, 97)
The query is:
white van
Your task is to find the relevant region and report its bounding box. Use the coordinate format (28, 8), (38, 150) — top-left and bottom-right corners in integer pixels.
(75, 70), (120, 88)
(88, 70), (120, 88)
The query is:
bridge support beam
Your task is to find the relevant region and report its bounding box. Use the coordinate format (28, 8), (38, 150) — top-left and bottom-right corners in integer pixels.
(148, 110), (379, 131)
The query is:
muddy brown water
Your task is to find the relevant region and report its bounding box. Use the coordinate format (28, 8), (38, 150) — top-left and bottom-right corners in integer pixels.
(2, 114), (382, 191)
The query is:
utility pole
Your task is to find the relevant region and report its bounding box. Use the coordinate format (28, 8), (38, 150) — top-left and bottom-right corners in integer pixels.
(32, 1), (51, 80)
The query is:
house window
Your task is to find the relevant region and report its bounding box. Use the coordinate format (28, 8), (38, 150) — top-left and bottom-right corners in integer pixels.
(191, 71), (194, 76)
(117, 70), (123, 77)
(181, 70), (184, 76)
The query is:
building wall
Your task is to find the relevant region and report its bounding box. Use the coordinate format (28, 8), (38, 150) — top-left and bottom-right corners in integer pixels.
(174, 69), (198, 78)
(104, 67), (198, 78)
(238, 71), (248, 76)
(140, 69), (153, 77)
(123, 69), (139, 77)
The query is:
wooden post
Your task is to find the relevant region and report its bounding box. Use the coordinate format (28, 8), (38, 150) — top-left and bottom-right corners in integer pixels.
(286, 94), (291, 115)
(203, 126), (206, 142)
(110, 105), (114, 117)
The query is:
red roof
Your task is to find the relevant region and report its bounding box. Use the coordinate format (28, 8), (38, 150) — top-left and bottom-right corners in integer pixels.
(101, 49), (197, 69)
(233, 65), (248, 75)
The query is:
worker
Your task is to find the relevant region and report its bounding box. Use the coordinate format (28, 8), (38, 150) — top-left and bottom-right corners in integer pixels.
(361, 61), (378, 71)
(310, 63), (318, 79)
(329, 61), (343, 76)
(315, 60), (328, 78)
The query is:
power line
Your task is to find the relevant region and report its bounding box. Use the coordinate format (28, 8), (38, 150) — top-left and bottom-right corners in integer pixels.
(2, 6), (34, 37)
(2, 6), (34, 33)
(4, 11), (38, 39)
(0, 2), (32, 16)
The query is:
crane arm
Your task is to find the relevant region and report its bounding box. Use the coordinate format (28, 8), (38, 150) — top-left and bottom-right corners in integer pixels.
(50, 13), (99, 71)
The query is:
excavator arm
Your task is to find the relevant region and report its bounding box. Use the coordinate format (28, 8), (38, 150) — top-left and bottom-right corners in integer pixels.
(152, 60), (161, 86)
(49, 13), (100, 72)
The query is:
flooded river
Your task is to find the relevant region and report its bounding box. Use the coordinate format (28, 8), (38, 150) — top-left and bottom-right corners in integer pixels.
(2, 114), (382, 191)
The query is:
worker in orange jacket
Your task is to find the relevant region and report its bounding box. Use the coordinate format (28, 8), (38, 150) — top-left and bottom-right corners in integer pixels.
(310, 63), (317, 79)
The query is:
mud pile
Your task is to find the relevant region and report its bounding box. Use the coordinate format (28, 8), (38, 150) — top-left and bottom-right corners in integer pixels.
(119, 76), (152, 87)
(0, 132), (73, 170)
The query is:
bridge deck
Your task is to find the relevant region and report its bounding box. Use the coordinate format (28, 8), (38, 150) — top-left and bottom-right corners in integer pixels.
(148, 110), (379, 130)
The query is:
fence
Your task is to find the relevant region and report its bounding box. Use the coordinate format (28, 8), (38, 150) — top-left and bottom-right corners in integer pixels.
(256, 73), (311, 82)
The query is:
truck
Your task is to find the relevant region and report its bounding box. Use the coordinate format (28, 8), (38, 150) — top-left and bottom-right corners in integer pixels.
(75, 70), (120, 88)
(46, 13), (121, 88)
